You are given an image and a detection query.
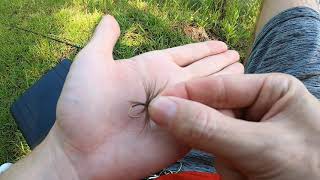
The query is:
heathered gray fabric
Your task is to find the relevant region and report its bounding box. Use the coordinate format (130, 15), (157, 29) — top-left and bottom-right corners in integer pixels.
(165, 7), (320, 175)
(246, 7), (320, 99)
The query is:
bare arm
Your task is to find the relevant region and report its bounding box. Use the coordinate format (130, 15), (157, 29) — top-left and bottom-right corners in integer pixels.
(0, 130), (78, 180)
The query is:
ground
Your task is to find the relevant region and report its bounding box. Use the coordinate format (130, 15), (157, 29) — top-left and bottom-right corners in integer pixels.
(0, 0), (261, 163)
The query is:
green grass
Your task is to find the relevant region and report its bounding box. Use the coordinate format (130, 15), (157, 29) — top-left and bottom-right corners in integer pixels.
(0, 0), (261, 164)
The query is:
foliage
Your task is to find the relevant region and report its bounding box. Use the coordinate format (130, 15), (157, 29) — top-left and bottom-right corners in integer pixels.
(0, 0), (261, 163)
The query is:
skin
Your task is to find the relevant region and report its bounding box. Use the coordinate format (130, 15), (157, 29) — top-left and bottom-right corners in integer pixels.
(149, 73), (320, 180)
(4, 1), (319, 179)
(0, 15), (242, 180)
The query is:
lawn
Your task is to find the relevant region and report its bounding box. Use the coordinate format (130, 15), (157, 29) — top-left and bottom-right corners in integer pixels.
(0, 0), (261, 164)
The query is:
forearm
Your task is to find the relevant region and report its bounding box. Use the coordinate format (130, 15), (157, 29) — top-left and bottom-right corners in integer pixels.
(0, 131), (78, 180)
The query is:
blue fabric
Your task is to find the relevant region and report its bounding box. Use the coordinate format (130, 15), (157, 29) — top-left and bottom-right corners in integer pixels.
(11, 59), (71, 149)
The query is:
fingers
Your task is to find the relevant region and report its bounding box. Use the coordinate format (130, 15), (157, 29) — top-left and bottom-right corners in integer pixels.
(148, 96), (264, 158)
(212, 62), (244, 76)
(163, 41), (228, 66)
(85, 15), (120, 58)
(162, 74), (265, 107)
(162, 74), (304, 121)
(163, 74), (287, 108)
(184, 50), (240, 77)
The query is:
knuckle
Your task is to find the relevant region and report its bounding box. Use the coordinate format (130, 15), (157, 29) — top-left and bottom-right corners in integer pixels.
(268, 73), (298, 84)
(188, 108), (215, 142)
(265, 73), (305, 95)
(209, 76), (228, 107)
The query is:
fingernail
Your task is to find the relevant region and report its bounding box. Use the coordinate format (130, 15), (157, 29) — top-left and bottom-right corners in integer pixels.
(149, 97), (177, 127)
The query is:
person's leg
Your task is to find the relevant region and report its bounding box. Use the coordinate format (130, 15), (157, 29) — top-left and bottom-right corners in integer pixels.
(255, 0), (319, 37)
(246, 1), (320, 99)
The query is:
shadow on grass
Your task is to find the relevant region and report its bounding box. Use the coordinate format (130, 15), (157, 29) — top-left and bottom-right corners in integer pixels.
(0, 0), (261, 163)
(0, 0), (77, 163)
(0, 0), (197, 163)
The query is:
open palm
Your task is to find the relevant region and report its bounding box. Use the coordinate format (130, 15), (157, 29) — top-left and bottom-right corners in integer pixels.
(54, 16), (242, 179)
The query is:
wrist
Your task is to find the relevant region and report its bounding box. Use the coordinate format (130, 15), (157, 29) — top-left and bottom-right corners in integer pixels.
(1, 127), (79, 180)
(41, 128), (80, 180)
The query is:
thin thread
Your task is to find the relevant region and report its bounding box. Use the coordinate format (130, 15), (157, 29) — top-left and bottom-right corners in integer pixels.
(0, 22), (83, 50)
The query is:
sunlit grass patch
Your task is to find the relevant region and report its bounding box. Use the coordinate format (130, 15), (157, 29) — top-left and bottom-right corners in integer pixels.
(0, 0), (261, 163)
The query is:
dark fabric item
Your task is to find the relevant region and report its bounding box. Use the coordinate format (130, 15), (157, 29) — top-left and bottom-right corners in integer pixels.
(246, 7), (320, 99)
(166, 150), (215, 173)
(10, 59), (71, 149)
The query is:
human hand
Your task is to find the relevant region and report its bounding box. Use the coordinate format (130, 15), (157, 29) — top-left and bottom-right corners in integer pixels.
(44, 15), (243, 180)
(149, 74), (320, 180)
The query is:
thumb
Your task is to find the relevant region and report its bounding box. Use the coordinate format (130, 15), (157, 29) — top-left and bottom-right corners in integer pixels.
(86, 15), (120, 58)
(149, 96), (266, 159)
